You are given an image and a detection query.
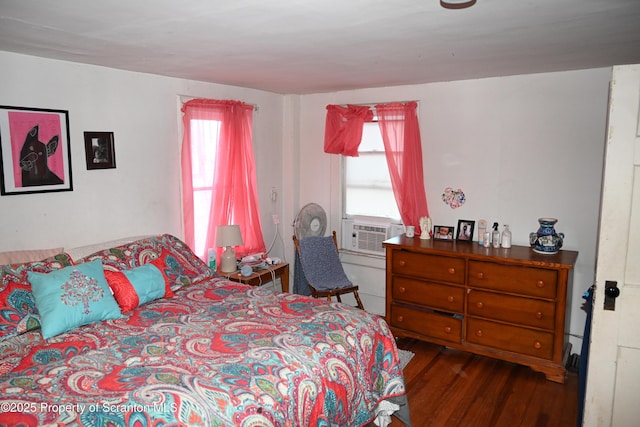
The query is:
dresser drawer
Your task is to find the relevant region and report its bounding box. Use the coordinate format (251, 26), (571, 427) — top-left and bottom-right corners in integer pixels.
(392, 250), (465, 284)
(390, 304), (462, 344)
(466, 318), (554, 360)
(468, 290), (555, 330)
(468, 261), (558, 299)
(393, 277), (464, 313)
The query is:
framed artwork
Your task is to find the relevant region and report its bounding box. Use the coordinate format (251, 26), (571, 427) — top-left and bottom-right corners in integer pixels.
(433, 225), (455, 240)
(456, 219), (475, 242)
(84, 131), (116, 169)
(0, 105), (72, 196)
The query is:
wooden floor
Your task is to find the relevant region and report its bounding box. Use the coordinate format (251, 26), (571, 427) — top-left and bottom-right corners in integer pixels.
(387, 338), (579, 427)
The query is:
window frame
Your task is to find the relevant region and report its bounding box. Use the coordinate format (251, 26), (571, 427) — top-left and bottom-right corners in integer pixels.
(341, 119), (401, 223)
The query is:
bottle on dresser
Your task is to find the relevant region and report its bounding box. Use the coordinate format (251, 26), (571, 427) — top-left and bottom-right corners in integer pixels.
(501, 225), (512, 248)
(477, 219), (487, 246)
(491, 222), (500, 248)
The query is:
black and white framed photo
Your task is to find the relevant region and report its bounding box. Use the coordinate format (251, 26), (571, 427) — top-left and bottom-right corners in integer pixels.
(433, 225), (455, 240)
(0, 105), (72, 195)
(84, 131), (116, 170)
(456, 219), (475, 241)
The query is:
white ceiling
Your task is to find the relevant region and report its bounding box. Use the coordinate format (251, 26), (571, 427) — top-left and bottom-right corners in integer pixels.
(1, 0), (640, 94)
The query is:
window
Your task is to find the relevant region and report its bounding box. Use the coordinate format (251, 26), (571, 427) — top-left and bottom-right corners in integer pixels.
(189, 119), (220, 257)
(343, 121), (401, 221)
(328, 101), (429, 230)
(181, 99), (265, 261)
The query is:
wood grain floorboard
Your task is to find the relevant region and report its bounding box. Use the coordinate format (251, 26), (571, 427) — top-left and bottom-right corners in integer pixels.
(386, 338), (579, 427)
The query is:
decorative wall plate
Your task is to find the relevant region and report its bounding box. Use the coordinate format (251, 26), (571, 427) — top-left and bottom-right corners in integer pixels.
(442, 187), (466, 209)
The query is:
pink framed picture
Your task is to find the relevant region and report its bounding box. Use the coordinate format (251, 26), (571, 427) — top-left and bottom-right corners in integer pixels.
(0, 105), (72, 195)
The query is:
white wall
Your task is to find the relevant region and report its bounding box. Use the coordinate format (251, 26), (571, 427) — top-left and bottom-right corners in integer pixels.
(293, 68), (612, 353)
(0, 50), (611, 354)
(0, 52), (286, 259)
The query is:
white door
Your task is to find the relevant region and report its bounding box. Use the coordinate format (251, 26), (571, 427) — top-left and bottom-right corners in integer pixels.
(583, 64), (640, 426)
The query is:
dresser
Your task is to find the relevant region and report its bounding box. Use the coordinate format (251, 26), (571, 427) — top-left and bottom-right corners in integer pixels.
(383, 235), (578, 383)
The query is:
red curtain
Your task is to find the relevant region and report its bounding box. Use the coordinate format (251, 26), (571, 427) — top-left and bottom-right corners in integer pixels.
(375, 102), (430, 232)
(181, 99), (266, 260)
(324, 104), (374, 156)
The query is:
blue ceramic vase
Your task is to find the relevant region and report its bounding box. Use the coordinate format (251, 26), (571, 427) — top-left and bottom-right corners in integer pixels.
(529, 218), (564, 254)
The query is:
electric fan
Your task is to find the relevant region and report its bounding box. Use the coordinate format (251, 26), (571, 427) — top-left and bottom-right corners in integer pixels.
(293, 203), (327, 240)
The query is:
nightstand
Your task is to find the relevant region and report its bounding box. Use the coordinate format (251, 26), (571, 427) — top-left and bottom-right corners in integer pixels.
(224, 262), (289, 293)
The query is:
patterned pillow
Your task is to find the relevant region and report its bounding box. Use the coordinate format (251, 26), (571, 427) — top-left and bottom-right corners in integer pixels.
(75, 234), (213, 290)
(156, 234), (214, 285)
(148, 248), (206, 290)
(0, 257), (73, 342)
(28, 259), (123, 339)
(104, 264), (172, 312)
(75, 245), (131, 271)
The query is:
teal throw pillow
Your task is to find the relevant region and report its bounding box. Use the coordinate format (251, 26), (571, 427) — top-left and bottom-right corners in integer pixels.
(28, 259), (123, 339)
(104, 264), (169, 312)
(122, 264), (167, 305)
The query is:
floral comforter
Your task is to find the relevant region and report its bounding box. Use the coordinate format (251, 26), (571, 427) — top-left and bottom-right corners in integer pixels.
(0, 278), (406, 426)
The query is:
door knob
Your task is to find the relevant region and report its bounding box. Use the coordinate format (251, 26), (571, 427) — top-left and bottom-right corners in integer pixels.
(604, 280), (620, 311)
(605, 283), (620, 298)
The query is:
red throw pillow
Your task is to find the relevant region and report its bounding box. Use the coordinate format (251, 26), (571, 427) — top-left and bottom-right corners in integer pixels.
(103, 270), (140, 312)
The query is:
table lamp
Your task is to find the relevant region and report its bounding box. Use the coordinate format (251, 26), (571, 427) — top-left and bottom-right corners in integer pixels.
(216, 225), (244, 273)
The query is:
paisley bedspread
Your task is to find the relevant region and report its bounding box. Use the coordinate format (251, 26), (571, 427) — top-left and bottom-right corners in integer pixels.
(0, 278), (406, 426)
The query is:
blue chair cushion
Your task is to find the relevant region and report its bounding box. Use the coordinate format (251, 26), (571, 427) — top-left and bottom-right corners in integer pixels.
(297, 236), (352, 291)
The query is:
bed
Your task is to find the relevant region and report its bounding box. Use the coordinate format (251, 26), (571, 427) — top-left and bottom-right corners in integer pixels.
(0, 234), (409, 426)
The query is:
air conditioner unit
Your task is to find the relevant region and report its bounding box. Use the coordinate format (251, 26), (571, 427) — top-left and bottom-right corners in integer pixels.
(341, 219), (404, 255)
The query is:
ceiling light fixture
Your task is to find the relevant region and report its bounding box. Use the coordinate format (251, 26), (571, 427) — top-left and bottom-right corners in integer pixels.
(441, 0), (477, 9)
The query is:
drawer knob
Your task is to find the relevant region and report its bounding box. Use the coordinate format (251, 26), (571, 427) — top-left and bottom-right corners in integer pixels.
(536, 280), (545, 288)
(476, 301), (484, 309)
(397, 315), (404, 323)
(399, 286), (406, 293)
(448, 267), (456, 275)
(535, 311), (543, 319)
(447, 296), (455, 303)
(444, 326), (452, 334)
(475, 330), (483, 337)
(476, 272), (484, 279)
(399, 260), (406, 267)
(533, 341), (542, 349)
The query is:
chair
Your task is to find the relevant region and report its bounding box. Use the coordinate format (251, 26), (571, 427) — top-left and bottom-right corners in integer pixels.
(292, 231), (364, 309)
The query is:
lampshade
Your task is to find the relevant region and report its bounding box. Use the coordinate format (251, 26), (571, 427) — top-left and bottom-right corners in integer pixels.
(216, 225), (244, 273)
(216, 225), (244, 248)
(440, 0), (476, 9)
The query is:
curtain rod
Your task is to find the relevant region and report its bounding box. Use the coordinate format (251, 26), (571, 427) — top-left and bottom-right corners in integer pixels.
(341, 100), (419, 108)
(178, 95), (258, 111)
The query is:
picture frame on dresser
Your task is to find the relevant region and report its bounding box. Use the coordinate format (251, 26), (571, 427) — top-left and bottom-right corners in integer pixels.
(0, 105), (72, 195)
(434, 225), (455, 240)
(456, 220), (475, 241)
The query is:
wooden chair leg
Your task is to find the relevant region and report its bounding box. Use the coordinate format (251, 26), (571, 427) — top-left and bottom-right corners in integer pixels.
(353, 291), (364, 310)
